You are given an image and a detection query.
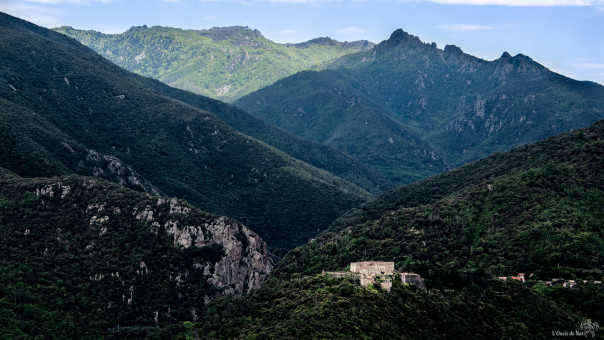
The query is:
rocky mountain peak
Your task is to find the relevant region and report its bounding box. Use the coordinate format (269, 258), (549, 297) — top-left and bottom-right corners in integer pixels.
(290, 36), (339, 49)
(443, 44), (483, 72)
(491, 51), (546, 83)
(500, 51), (512, 59)
(497, 51), (544, 70)
(444, 44), (464, 56)
(384, 28), (423, 48)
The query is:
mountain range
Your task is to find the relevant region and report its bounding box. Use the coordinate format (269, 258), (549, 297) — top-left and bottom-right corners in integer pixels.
(1, 11), (602, 339)
(59, 25), (604, 187)
(54, 25), (373, 103)
(237, 29), (604, 185)
(0, 12), (373, 257)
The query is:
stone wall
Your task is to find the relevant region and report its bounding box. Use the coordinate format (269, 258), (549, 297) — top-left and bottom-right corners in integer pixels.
(401, 272), (426, 290)
(350, 261), (395, 275)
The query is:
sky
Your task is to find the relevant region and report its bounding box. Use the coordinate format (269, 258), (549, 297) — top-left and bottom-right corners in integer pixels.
(1, 0), (603, 84)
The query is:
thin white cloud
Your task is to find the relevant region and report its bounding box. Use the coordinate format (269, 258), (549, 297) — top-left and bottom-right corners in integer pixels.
(204, 15), (217, 20)
(198, 0), (603, 4)
(335, 26), (367, 34)
(277, 29), (297, 34)
(162, 0), (181, 3)
(410, 0), (601, 6)
(439, 24), (495, 31)
(201, 0), (367, 3)
(249, 0), (600, 4)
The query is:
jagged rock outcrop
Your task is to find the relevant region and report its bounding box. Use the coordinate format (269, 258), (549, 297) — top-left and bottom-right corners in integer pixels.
(442, 44), (484, 73)
(5, 175), (273, 295)
(385, 29), (423, 48)
(203, 217), (273, 294)
(157, 197), (273, 295)
(491, 52), (546, 84)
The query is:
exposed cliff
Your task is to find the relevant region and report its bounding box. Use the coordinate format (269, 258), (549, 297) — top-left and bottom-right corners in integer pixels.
(0, 172), (272, 336)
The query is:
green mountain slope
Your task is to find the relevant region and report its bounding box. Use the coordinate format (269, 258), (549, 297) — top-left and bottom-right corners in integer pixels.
(0, 172), (272, 338)
(277, 120), (603, 306)
(329, 120), (604, 233)
(54, 25), (373, 102)
(237, 69), (452, 184)
(194, 275), (582, 339)
(0, 97), (159, 194)
(0, 12), (368, 256)
(140, 77), (394, 194)
(180, 119), (603, 339)
(236, 29), (604, 185)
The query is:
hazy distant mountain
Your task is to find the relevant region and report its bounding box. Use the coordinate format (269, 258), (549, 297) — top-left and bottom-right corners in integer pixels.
(237, 29), (604, 185)
(0, 12), (369, 256)
(54, 25), (374, 102)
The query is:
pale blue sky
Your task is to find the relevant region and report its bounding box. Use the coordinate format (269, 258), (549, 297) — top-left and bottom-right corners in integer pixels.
(2, 0), (603, 84)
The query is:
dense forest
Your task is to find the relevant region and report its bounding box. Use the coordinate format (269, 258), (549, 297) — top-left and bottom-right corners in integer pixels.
(0, 172), (272, 338)
(3, 114), (596, 339)
(188, 119), (603, 339)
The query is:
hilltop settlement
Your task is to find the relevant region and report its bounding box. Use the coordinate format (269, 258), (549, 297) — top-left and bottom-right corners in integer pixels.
(323, 261), (426, 291)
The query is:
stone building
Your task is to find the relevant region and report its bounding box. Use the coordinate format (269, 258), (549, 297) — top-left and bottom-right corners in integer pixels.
(350, 261), (395, 276)
(323, 261), (425, 292)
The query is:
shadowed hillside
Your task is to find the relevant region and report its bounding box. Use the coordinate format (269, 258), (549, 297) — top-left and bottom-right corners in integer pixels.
(0, 12), (369, 256)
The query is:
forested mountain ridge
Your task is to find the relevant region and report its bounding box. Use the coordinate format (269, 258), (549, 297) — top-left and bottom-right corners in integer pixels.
(0, 97), (160, 195)
(328, 119), (604, 233)
(0, 11), (369, 256)
(0, 171), (273, 338)
(278, 118), (603, 295)
(237, 29), (604, 185)
(188, 119), (604, 339)
(54, 25), (374, 102)
(238, 68), (453, 185)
